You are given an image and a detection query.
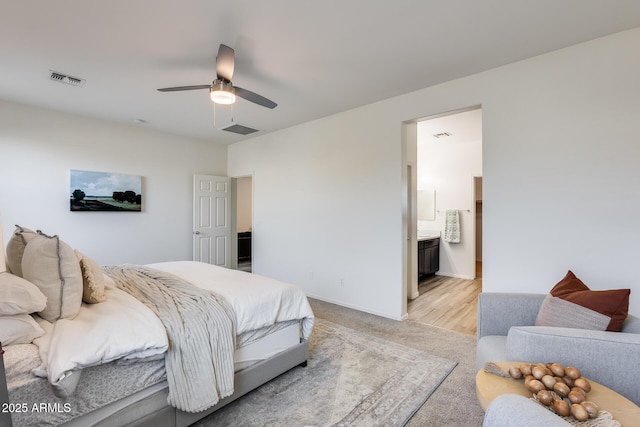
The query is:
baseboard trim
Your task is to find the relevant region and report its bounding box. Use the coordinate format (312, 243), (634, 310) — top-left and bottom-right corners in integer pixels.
(306, 294), (406, 322)
(436, 272), (475, 280)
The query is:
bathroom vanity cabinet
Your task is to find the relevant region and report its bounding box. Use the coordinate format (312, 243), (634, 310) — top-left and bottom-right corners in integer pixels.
(418, 237), (440, 278)
(238, 231), (252, 260)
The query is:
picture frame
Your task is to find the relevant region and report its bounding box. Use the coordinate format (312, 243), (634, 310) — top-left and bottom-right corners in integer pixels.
(70, 169), (142, 212)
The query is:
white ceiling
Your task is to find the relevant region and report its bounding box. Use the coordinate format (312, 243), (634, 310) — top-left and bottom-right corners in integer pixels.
(2, 1), (640, 145)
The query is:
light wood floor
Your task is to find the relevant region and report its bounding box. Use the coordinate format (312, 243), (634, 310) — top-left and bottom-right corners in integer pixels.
(407, 266), (482, 336)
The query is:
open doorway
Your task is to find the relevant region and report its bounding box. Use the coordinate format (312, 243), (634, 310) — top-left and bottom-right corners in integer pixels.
(232, 175), (253, 272)
(415, 107), (482, 280)
(474, 176), (483, 279)
(405, 106), (483, 334)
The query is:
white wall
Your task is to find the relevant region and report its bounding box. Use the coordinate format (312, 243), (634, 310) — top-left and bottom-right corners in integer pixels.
(417, 109), (482, 279)
(228, 113), (406, 319)
(229, 27), (640, 319)
(0, 100), (227, 265)
(482, 29), (640, 316)
(235, 176), (252, 232)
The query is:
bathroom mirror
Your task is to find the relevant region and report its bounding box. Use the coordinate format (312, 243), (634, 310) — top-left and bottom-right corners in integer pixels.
(418, 188), (436, 221)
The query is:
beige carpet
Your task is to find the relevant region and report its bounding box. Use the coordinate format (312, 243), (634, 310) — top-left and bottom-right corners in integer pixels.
(194, 318), (457, 426)
(194, 298), (485, 426)
(309, 299), (486, 426)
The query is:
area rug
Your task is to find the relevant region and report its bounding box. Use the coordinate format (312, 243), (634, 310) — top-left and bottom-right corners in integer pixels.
(194, 318), (457, 427)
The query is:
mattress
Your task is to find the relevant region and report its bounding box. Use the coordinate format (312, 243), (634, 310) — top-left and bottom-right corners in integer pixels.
(234, 320), (301, 370)
(5, 321), (302, 427)
(5, 343), (166, 427)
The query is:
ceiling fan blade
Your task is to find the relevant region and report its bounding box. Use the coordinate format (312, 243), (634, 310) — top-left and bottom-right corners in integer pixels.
(157, 85), (211, 92)
(216, 44), (235, 82)
(234, 86), (277, 109)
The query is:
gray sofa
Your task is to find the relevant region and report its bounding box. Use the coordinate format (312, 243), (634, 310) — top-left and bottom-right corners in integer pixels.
(483, 394), (572, 427)
(476, 292), (640, 426)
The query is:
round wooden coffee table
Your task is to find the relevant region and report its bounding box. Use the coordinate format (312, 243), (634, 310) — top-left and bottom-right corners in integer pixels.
(476, 361), (640, 426)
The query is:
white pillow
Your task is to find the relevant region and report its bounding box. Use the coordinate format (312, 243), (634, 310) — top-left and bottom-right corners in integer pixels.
(0, 272), (47, 315)
(0, 314), (45, 345)
(22, 233), (83, 322)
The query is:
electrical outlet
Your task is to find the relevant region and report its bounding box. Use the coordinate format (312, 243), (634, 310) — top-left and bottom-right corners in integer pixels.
(339, 277), (345, 286)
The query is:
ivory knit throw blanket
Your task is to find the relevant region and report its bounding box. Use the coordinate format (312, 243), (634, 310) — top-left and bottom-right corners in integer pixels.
(103, 265), (237, 413)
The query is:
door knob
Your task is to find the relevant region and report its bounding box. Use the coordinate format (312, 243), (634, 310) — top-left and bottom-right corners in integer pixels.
(193, 231), (201, 235)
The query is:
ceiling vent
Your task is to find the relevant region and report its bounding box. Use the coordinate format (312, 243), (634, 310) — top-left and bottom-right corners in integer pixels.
(220, 123), (259, 135)
(433, 132), (452, 138)
(49, 71), (85, 87)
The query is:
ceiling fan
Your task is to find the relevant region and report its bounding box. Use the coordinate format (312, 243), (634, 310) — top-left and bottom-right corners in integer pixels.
(157, 44), (277, 109)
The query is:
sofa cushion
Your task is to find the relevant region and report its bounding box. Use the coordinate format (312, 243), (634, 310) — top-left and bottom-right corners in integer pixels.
(483, 394), (571, 427)
(476, 335), (508, 372)
(506, 325), (640, 405)
(535, 271), (629, 332)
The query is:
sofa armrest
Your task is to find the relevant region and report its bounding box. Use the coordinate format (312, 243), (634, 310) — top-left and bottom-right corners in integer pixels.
(622, 313), (640, 333)
(477, 293), (546, 339)
(483, 394), (570, 427)
(507, 326), (640, 405)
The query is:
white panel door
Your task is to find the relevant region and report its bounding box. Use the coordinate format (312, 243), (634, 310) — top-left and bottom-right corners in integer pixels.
(193, 174), (231, 267)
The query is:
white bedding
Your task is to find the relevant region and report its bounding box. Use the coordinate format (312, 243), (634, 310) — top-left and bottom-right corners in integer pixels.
(147, 261), (315, 339)
(33, 284), (169, 396)
(32, 261), (314, 397)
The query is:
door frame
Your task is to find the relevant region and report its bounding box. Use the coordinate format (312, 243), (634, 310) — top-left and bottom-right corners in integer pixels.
(230, 173), (254, 270)
(472, 175), (483, 280)
(403, 105), (482, 311)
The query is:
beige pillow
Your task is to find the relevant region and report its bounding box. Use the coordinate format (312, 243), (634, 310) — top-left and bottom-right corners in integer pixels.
(536, 295), (611, 331)
(0, 314), (45, 345)
(0, 272), (47, 315)
(22, 233), (83, 322)
(535, 270), (630, 332)
(0, 221), (5, 273)
(5, 225), (37, 277)
(74, 250), (107, 303)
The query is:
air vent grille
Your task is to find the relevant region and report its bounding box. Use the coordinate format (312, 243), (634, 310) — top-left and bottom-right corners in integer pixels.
(49, 71), (85, 87)
(220, 123), (259, 135)
(433, 132), (451, 138)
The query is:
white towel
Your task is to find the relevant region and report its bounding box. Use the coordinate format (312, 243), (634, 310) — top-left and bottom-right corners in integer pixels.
(444, 210), (460, 243)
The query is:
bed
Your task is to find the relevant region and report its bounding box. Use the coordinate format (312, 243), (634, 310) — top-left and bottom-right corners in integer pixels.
(0, 225), (314, 427)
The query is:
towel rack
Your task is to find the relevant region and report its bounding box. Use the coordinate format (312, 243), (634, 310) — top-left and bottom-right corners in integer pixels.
(437, 209), (470, 213)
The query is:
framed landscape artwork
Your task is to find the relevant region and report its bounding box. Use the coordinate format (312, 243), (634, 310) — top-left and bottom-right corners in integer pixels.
(70, 169), (142, 212)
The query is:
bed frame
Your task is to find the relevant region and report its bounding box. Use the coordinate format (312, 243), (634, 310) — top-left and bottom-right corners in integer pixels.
(0, 339), (307, 427)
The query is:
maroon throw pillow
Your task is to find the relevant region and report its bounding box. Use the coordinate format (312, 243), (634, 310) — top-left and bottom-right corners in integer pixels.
(549, 270), (630, 332)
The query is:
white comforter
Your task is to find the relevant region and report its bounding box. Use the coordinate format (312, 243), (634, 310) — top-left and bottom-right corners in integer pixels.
(33, 284), (169, 396)
(148, 261), (315, 339)
(33, 261), (315, 396)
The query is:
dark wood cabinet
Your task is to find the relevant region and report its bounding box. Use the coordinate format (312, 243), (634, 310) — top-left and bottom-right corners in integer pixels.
(238, 231), (251, 260)
(418, 238), (439, 278)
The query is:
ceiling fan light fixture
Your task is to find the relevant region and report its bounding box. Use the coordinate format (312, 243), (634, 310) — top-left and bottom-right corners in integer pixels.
(210, 80), (236, 104)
